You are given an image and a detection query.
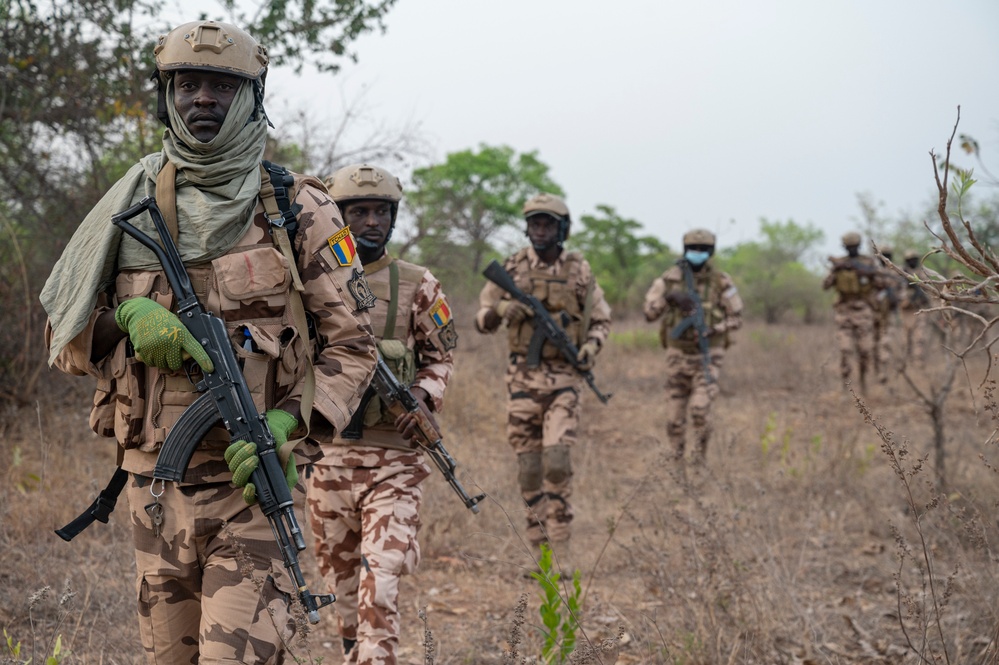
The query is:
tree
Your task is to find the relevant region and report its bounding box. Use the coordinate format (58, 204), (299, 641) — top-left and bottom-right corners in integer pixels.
(567, 205), (671, 306)
(404, 145), (563, 274)
(720, 218), (826, 324)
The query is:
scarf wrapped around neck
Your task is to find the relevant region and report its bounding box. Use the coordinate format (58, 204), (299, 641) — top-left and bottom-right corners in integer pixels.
(41, 79), (268, 365)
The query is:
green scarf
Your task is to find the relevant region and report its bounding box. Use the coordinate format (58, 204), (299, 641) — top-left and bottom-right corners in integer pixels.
(41, 80), (268, 366)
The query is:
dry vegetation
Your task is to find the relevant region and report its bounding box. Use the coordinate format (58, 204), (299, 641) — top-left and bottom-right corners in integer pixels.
(3, 301), (999, 665)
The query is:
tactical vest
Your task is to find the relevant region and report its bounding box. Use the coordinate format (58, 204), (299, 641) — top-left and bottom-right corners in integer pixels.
(506, 250), (586, 359)
(339, 255), (421, 447)
(91, 165), (316, 456)
(832, 257), (875, 302)
(659, 266), (729, 352)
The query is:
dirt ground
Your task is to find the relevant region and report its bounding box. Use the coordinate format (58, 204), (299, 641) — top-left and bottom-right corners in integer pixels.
(3, 314), (998, 664)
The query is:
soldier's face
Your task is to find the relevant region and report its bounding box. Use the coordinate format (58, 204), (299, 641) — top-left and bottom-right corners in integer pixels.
(344, 200), (393, 246)
(173, 70), (242, 142)
(526, 214), (559, 249)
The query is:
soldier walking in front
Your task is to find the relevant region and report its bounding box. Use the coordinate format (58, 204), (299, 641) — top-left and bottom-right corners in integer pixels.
(307, 164), (458, 665)
(475, 193), (611, 569)
(643, 229), (742, 465)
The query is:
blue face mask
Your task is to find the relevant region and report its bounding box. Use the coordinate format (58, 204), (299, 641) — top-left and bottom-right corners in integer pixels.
(684, 250), (711, 266)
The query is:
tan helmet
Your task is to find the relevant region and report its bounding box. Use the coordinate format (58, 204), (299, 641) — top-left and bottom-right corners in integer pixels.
(523, 193), (571, 243)
(682, 228), (716, 247)
(324, 164), (403, 205)
(842, 231), (862, 247)
(154, 20), (268, 81)
(903, 248), (920, 261)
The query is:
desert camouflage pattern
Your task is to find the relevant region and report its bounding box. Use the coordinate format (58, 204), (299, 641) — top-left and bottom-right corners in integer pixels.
(307, 253), (454, 665)
(643, 262), (742, 461)
(899, 266), (936, 366)
(128, 475), (302, 664)
(475, 246), (611, 546)
(873, 269), (907, 382)
(822, 254), (883, 386)
(328, 253), (455, 452)
(49, 176), (377, 663)
(307, 455), (429, 665)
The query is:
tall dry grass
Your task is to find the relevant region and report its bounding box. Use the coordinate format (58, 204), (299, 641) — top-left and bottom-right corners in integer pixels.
(2, 305), (998, 664)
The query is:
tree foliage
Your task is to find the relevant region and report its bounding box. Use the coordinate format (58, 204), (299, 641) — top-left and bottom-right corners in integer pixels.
(403, 144), (563, 274)
(721, 218), (826, 324)
(567, 205), (671, 307)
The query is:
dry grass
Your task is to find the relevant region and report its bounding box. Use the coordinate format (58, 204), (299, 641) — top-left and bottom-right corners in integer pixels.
(3, 307), (999, 664)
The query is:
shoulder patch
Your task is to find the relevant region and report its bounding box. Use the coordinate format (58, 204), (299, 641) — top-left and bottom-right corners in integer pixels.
(723, 286), (739, 299)
(437, 320), (458, 352)
(347, 268), (376, 310)
(429, 299), (452, 328)
(327, 228), (356, 266)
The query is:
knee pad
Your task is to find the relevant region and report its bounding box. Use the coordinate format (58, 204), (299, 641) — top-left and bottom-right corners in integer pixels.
(517, 451), (543, 492)
(543, 445), (572, 484)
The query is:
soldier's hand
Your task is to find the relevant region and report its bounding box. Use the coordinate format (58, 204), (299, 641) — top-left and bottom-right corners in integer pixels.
(115, 297), (215, 373)
(576, 340), (600, 370)
(394, 387), (439, 444)
(224, 409), (300, 505)
(495, 299), (534, 326)
(665, 291), (695, 313)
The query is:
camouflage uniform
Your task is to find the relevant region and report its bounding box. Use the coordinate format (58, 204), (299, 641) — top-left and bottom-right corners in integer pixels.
(643, 262), (743, 462)
(475, 246), (611, 547)
(48, 177), (377, 664)
(822, 253), (882, 388)
(873, 265), (906, 382)
(307, 253), (456, 665)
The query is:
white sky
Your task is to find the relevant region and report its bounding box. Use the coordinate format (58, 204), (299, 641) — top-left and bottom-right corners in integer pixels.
(207, 1), (999, 256)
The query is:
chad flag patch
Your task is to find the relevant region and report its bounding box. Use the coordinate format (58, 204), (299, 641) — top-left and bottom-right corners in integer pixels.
(429, 299), (451, 328)
(327, 228), (356, 266)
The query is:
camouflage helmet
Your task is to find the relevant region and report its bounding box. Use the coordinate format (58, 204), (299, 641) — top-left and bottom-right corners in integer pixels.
(154, 20), (268, 81)
(523, 193), (571, 242)
(324, 164), (403, 206)
(842, 231), (862, 247)
(903, 248), (920, 261)
(682, 228), (716, 247)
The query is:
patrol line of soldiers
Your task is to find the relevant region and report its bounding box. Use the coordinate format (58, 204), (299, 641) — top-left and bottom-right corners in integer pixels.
(823, 231), (941, 392)
(39, 17), (751, 665)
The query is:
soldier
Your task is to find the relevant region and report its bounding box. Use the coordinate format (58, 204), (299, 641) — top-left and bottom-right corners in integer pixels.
(475, 193), (611, 566)
(308, 164), (457, 665)
(899, 248), (933, 367)
(643, 229), (743, 464)
(40, 21), (377, 664)
(872, 245), (905, 383)
(822, 232), (882, 392)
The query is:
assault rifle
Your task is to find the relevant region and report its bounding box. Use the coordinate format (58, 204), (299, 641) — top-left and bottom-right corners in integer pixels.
(669, 259), (714, 384)
(367, 356), (486, 513)
(111, 196), (335, 623)
(482, 259), (611, 404)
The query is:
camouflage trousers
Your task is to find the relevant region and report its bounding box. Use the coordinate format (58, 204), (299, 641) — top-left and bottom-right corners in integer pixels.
(663, 347), (724, 463)
(506, 361), (579, 546)
(306, 460), (429, 665)
(874, 313), (901, 380)
(126, 474), (300, 665)
(833, 302), (875, 386)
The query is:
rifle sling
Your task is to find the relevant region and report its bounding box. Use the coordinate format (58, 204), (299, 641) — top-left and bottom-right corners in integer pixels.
(55, 467), (129, 541)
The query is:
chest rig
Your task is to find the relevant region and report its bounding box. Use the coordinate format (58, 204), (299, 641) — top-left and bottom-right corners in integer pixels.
(507, 250), (591, 362)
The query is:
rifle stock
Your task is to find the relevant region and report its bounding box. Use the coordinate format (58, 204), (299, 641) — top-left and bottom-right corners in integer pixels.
(367, 357), (485, 513)
(482, 260), (611, 404)
(112, 196), (335, 624)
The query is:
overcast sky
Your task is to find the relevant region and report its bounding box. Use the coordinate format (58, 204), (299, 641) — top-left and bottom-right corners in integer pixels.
(222, 1), (999, 257)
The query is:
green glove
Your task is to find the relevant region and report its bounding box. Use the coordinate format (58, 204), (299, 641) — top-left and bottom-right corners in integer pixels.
(224, 409), (300, 505)
(115, 297), (215, 373)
